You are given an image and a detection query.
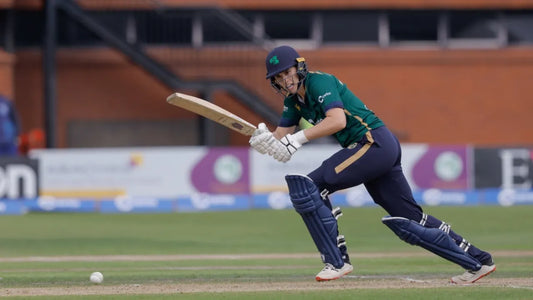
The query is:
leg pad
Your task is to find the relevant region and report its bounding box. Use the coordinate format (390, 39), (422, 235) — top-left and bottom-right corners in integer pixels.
(286, 174), (344, 268)
(382, 216), (481, 270)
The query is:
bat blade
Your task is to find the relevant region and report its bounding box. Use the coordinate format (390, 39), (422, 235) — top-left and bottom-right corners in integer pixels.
(166, 93), (257, 136)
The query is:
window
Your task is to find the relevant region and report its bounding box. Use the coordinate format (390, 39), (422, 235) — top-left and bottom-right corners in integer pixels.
(58, 10), (103, 46)
(135, 10), (192, 45)
(447, 11), (503, 48)
(203, 11), (251, 43)
(12, 7), (533, 49)
(14, 10), (44, 48)
(449, 11), (499, 39)
(389, 10), (439, 42)
(506, 11), (533, 45)
(322, 11), (379, 43)
(263, 11), (311, 40)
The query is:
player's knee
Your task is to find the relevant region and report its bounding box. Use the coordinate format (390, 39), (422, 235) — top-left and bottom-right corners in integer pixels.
(285, 174), (321, 214)
(381, 216), (420, 245)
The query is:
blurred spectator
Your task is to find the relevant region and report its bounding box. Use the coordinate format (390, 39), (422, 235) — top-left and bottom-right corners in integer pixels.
(28, 128), (45, 150)
(18, 128), (46, 155)
(0, 95), (20, 155)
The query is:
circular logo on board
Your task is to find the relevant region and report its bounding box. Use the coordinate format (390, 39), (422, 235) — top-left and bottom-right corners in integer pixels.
(213, 155), (243, 184)
(434, 151), (463, 181)
(497, 189), (515, 207)
(114, 196), (133, 212)
(267, 191), (292, 210)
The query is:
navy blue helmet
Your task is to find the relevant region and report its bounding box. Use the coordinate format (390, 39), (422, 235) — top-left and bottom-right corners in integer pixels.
(265, 45), (308, 94)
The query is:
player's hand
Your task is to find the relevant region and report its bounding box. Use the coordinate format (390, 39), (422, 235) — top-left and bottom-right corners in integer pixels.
(252, 123), (269, 137)
(270, 133), (306, 163)
(249, 123), (275, 154)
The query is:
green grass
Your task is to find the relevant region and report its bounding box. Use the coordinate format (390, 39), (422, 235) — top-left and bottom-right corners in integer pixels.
(1, 206), (531, 256)
(0, 206), (531, 299)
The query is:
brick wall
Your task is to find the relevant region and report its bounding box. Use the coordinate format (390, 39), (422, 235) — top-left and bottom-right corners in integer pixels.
(0, 50), (14, 99)
(13, 47), (533, 147)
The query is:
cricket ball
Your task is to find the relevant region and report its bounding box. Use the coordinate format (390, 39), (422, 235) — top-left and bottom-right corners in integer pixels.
(90, 271), (104, 284)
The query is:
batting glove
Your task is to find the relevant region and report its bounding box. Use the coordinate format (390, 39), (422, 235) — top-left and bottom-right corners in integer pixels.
(249, 123), (275, 154)
(270, 131), (308, 163)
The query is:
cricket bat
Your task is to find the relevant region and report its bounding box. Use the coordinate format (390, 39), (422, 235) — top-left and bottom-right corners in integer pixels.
(166, 92), (257, 136)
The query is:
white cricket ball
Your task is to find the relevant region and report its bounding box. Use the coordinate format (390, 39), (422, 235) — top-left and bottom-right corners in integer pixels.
(90, 271), (104, 284)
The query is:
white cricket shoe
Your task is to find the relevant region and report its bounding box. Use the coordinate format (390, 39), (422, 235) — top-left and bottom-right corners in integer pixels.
(315, 263), (353, 282)
(450, 263), (496, 284)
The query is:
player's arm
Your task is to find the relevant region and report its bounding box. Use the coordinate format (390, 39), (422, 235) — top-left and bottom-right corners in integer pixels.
(273, 126), (296, 140)
(273, 107), (345, 141)
(265, 108), (345, 163)
(298, 107), (345, 141)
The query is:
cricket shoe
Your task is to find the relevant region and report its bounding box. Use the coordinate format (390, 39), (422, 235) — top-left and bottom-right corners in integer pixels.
(315, 263), (353, 282)
(450, 263), (496, 284)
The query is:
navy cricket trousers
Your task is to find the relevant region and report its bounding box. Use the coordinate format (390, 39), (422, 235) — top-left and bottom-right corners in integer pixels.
(308, 126), (423, 221)
(307, 126), (492, 264)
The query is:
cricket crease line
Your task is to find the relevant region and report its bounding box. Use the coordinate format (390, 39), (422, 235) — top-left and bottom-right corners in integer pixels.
(507, 285), (533, 290)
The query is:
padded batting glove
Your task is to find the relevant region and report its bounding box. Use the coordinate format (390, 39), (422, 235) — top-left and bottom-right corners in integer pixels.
(271, 131), (309, 163)
(249, 123), (275, 155)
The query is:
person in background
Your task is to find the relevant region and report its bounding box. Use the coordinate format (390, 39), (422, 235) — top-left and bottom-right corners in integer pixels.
(249, 45), (495, 283)
(18, 128), (46, 156)
(0, 95), (20, 155)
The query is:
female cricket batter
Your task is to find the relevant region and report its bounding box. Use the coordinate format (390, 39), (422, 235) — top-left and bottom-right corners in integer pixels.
(249, 45), (495, 283)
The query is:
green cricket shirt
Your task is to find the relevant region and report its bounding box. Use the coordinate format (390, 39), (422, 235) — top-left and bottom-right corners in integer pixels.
(279, 71), (384, 147)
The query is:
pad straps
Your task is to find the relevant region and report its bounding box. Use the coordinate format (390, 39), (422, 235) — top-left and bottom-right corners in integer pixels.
(286, 174), (344, 268)
(382, 216), (482, 271)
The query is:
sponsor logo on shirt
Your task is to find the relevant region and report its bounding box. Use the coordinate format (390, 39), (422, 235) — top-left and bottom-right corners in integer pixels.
(318, 92), (331, 103)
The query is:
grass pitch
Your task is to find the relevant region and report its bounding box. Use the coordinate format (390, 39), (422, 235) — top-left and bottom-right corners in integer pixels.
(0, 206), (531, 298)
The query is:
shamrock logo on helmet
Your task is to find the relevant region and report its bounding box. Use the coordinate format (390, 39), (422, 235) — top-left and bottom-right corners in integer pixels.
(269, 56), (279, 65)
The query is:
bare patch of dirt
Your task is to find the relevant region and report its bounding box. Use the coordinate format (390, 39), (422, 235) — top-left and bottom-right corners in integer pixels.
(2, 278), (533, 296)
(1, 251), (532, 296)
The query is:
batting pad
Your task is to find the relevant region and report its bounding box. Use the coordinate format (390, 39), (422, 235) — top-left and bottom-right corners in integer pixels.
(382, 216), (482, 271)
(285, 174), (344, 269)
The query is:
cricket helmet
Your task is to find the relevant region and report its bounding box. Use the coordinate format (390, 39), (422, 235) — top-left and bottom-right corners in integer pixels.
(265, 45), (308, 95)
(265, 45), (307, 79)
